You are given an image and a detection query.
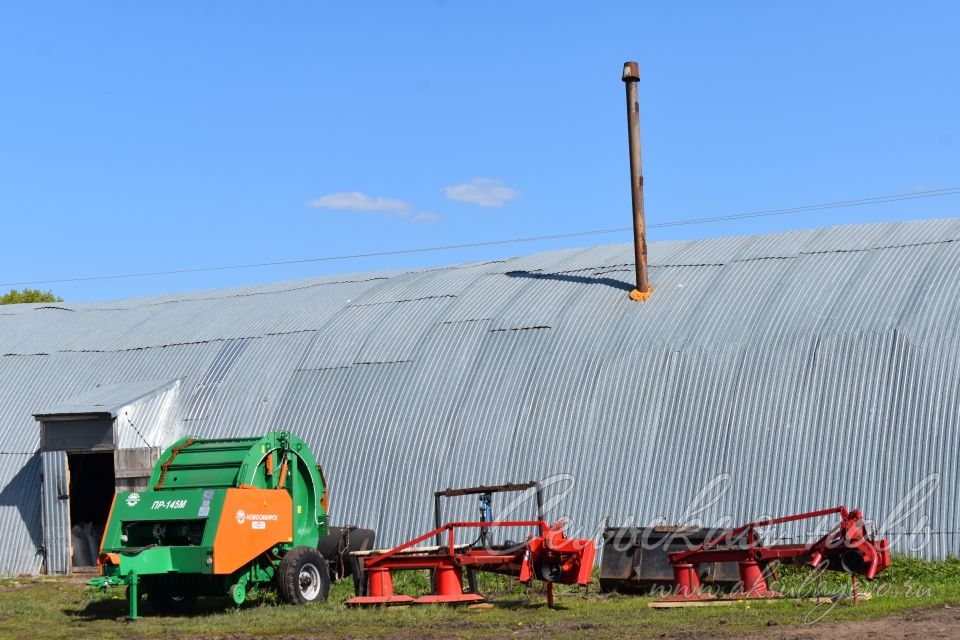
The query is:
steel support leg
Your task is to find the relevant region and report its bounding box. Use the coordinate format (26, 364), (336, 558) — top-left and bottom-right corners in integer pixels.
(127, 571), (139, 620)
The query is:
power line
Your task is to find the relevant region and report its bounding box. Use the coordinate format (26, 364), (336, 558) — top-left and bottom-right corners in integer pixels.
(3, 187), (959, 287)
(650, 188), (960, 227)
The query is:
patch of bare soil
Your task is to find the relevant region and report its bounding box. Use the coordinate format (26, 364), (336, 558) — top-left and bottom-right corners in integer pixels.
(749, 605), (960, 640)
(124, 605), (960, 640)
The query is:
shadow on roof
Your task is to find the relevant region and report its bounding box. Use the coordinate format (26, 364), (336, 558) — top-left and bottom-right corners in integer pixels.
(504, 270), (634, 292)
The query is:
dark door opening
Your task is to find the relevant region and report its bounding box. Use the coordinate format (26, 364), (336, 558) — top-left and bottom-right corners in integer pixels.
(66, 451), (115, 568)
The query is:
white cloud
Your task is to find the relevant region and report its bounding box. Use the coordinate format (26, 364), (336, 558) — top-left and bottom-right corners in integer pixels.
(306, 191), (441, 224)
(444, 178), (518, 207)
(306, 191), (412, 215)
(411, 212), (441, 224)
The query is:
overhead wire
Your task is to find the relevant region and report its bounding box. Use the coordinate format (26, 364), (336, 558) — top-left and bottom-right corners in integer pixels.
(2, 187), (959, 287)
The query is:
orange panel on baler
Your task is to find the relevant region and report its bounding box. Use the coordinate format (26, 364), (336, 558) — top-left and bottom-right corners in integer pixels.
(212, 488), (293, 574)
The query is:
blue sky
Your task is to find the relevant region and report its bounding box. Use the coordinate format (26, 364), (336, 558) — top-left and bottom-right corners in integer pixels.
(1, 1), (957, 301)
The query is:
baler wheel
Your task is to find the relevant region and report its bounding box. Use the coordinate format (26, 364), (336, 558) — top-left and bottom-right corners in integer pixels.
(229, 582), (247, 605)
(278, 547), (330, 605)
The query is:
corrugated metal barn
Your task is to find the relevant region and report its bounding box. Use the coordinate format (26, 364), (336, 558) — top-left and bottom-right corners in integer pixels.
(1, 217), (959, 576)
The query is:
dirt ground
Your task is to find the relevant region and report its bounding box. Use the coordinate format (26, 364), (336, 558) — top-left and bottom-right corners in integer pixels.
(742, 604), (960, 640)
(4, 573), (960, 640)
(122, 604), (960, 640)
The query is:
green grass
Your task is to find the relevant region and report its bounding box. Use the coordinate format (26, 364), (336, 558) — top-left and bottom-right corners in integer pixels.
(0, 557), (958, 639)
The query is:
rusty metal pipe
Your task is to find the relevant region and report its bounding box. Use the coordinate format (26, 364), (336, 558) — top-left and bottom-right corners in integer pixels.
(622, 61), (652, 301)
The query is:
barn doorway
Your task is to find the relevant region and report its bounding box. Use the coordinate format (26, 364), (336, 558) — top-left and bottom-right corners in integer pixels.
(34, 378), (180, 574)
(66, 451), (115, 569)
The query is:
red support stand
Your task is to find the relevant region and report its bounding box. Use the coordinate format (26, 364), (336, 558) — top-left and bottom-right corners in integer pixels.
(346, 567), (415, 606)
(675, 563), (700, 597)
(734, 560), (778, 599)
(659, 563), (715, 602)
(414, 566), (485, 604)
(368, 567), (393, 597)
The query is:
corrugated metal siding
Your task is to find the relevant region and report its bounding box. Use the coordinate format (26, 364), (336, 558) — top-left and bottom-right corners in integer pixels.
(35, 378), (178, 418)
(1, 217), (960, 574)
(114, 380), (181, 449)
(0, 454), (43, 575)
(197, 333), (313, 439)
(40, 450), (69, 574)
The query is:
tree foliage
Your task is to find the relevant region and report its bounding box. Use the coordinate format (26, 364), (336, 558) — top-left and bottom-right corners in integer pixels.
(0, 288), (64, 305)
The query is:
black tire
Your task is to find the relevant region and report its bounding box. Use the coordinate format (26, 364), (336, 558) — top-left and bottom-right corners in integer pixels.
(278, 546), (330, 605)
(317, 526), (376, 582)
(352, 555), (368, 597)
(317, 526), (349, 581)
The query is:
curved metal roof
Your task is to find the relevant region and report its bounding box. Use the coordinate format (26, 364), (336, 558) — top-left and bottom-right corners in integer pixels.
(1, 217), (959, 574)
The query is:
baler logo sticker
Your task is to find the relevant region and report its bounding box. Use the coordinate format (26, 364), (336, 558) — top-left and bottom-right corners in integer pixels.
(126, 493), (140, 507)
(234, 509), (278, 527)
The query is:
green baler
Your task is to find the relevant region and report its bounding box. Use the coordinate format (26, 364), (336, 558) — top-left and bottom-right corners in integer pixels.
(88, 431), (369, 618)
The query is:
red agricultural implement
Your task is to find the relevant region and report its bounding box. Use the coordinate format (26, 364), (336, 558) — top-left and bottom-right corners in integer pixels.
(655, 505), (891, 605)
(346, 482), (596, 607)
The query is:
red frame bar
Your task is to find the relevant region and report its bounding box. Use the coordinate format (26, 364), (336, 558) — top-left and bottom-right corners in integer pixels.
(670, 506), (846, 564)
(366, 520), (548, 568)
